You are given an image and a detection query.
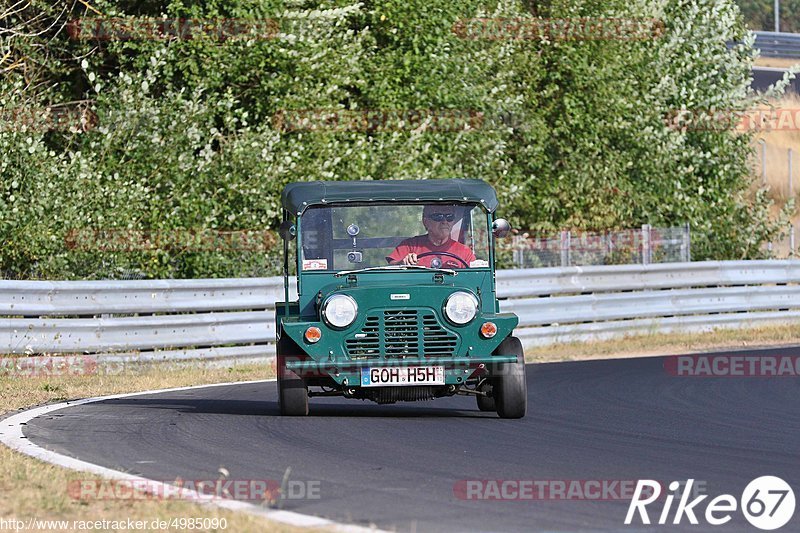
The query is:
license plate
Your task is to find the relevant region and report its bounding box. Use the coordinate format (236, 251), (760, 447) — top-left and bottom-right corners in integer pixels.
(360, 366), (445, 387)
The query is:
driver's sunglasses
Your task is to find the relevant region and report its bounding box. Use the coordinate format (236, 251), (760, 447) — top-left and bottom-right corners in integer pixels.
(426, 213), (455, 222)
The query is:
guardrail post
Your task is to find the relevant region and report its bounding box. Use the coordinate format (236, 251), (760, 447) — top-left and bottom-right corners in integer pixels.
(789, 147), (794, 198)
(682, 223), (691, 262)
(641, 224), (652, 265)
(560, 231), (571, 267)
(758, 139), (767, 186)
(791, 224), (796, 257)
(775, 0), (781, 33)
(512, 234), (524, 268)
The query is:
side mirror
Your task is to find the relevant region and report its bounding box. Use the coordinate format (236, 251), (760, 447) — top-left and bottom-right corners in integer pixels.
(492, 218), (511, 238)
(279, 220), (296, 241)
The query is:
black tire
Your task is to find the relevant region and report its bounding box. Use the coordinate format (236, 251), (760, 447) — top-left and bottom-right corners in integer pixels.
(493, 336), (527, 419)
(277, 334), (309, 416)
(476, 381), (495, 411)
(278, 367), (309, 416)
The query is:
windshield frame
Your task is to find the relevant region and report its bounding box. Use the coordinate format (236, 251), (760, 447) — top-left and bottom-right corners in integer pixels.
(292, 200), (495, 293)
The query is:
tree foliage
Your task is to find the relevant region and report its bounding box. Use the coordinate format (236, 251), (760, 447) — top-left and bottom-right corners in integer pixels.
(0, 0), (788, 278)
(736, 0), (800, 32)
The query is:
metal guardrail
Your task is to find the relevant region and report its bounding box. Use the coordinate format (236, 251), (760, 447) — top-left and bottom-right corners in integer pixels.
(754, 31), (800, 59)
(494, 260), (800, 296)
(2, 260), (800, 364)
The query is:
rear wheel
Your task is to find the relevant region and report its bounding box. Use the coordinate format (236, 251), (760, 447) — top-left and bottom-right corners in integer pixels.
(277, 335), (309, 416)
(476, 380), (495, 411)
(493, 336), (527, 419)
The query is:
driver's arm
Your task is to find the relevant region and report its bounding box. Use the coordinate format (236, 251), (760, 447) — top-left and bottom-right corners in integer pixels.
(388, 253), (418, 265)
(386, 239), (420, 265)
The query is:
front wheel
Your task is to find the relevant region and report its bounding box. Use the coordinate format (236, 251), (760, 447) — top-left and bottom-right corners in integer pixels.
(277, 357), (309, 416)
(493, 336), (527, 419)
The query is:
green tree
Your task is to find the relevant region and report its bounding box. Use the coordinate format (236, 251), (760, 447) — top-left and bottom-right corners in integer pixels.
(0, 0), (792, 278)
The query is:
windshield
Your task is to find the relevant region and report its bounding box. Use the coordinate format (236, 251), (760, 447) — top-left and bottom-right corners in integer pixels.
(299, 203), (490, 272)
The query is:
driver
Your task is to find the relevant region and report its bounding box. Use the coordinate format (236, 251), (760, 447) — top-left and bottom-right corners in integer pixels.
(387, 205), (476, 268)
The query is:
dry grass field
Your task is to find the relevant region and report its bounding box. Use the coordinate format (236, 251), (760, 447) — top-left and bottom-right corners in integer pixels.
(749, 93), (800, 256)
(754, 57), (800, 69)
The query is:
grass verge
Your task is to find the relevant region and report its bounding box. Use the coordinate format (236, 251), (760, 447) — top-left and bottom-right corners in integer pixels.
(525, 322), (800, 362)
(0, 363), (324, 533)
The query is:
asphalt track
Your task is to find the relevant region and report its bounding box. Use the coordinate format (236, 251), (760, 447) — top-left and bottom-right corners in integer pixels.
(21, 346), (800, 532)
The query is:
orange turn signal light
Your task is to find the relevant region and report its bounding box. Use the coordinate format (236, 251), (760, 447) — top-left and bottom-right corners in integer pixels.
(480, 321), (497, 338)
(304, 326), (322, 343)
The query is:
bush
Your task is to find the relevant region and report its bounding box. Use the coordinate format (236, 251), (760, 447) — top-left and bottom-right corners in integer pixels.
(0, 0), (791, 278)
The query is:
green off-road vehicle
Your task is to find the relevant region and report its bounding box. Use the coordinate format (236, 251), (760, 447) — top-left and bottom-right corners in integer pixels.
(276, 179), (527, 418)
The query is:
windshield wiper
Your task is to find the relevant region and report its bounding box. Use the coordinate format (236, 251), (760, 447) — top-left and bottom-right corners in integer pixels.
(334, 264), (456, 277)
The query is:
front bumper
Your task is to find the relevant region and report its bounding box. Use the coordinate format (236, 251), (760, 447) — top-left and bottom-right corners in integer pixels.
(284, 355), (518, 386)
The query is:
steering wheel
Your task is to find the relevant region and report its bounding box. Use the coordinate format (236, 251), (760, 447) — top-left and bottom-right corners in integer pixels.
(416, 251), (470, 268)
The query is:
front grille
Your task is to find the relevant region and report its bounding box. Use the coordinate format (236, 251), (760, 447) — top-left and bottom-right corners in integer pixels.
(345, 315), (379, 358)
(422, 314), (458, 356)
(345, 309), (459, 358)
(384, 310), (418, 356)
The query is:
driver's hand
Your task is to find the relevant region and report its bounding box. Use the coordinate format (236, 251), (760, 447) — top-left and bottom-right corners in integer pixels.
(402, 253), (418, 265)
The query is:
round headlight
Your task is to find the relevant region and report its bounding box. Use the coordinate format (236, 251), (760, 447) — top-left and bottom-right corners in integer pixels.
(444, 291), (479, 325)
(322, 294), (358, 329)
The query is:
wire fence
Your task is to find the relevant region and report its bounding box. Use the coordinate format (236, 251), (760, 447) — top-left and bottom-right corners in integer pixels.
(507, 225), (691, 268)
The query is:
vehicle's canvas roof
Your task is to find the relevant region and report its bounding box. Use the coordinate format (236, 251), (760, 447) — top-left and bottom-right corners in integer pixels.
(281, 178), (499, 214)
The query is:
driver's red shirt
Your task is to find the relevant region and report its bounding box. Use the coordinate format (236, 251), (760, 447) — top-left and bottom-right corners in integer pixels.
(386, 235), (476, 268)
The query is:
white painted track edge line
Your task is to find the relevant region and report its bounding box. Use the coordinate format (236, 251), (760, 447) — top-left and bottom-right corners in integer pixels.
(0, 379), (387, 533)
